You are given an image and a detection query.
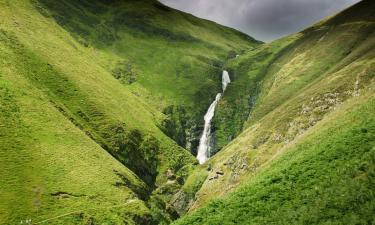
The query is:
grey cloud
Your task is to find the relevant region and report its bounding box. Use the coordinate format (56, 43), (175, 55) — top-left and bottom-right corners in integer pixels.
(159, 0), (361, 42)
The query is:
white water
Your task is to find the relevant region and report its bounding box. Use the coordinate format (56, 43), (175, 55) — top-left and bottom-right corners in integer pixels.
(196, 70), (231, 164)
(222, 70), (231, 92)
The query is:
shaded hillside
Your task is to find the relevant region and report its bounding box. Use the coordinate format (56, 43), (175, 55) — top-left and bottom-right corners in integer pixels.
(0, 29), (151, 224)
(0, 0), (257, 224)
(1, 0), (374, 224)
(174, 0), (375, 223)
(33, 0), (260, 153)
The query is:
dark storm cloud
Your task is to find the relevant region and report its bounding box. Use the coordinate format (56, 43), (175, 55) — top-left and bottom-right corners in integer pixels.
(159, 0), (361, 42)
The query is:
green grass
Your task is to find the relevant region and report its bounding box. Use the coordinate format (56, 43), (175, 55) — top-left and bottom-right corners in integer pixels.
(174, 84), (375, 225)
(213, 0), (375, 152)
(1, 0), (374, 224)
(178, 0), (375, 216)
(0, 0), (258, 223)
(213, 35), (300, 151)
(33, 0), (260, 153)
(0, 34), (150, 224)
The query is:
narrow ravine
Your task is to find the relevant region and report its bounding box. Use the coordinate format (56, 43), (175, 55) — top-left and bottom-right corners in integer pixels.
(197, 70), (231, 164)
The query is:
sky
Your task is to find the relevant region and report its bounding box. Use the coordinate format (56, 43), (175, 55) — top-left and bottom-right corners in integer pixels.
(159, 0), (361, 42)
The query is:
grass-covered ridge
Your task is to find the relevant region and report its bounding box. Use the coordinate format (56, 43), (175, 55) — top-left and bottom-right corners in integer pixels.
(213, 0), (375, 152)
(175, 90), (375, 225)
(176, 0), (375, 218)
(0, 0), (258, 223)
(1, 0), (374, 224)
(212, 35), (300, 152)
(0, 29), (151, 224)
(33, 0), (260, 153)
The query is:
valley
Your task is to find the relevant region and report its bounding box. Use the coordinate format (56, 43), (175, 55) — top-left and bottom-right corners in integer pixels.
(0, 0), (374, 224)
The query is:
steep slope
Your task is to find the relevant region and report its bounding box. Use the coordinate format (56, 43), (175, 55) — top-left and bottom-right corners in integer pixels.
(0, 32), (150, 224)
(0, 0), (258, 224)
(33, 0), (260, 153)
(175, 89), (375, 225)
(173, 0), (375, 220)
(2, 0), (373, 224)
(213, 0), (375, 152)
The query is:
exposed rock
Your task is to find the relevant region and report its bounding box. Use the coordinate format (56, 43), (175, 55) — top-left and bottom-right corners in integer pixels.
(209, 174), (219, 180)
(224, 158), (234, 166)
(207, 164), (212, 171)
(50, 191), (86, 199)
(167, 179), (177, 184)
(216, 170), (224, 175)
(166, 203), (180, 220)
(272, 133), (283, 142)
(176, 176), (184, 185)
(170, 190), (194, 216)
(285, 91), (350, 142)
(229, 172), (239, 182)
(167, 169), (176, 180)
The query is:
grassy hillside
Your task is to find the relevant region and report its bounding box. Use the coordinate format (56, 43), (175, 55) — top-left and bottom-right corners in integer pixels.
(0, 0), (257, 224)
(0, 31), (151, 224)
(213, 0), (375, 152)
(33, 0), (260, 153)
(173, 0), (375, 220)
(212, 35), (299, 152)
(175, 88), (375, 225)
(1, 0), (374, 224)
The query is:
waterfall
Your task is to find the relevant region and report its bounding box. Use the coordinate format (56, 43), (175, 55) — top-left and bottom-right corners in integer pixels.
(196, 70), (231, 164)
(196, 93), (222, 164)
(222, 70), (231, 92)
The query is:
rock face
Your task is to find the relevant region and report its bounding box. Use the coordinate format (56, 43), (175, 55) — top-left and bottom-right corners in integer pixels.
(170, 190), (195, 216)
(208, 174), (219, 180)
(284, 91), (353, 143)
(160, 105), (202, 154)
(167, 169), (176, 181)
(216, 170), (224, 175)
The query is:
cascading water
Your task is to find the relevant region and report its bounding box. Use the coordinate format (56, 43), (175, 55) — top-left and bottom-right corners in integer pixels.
(222, 70), (231, 92)
(196, 70), (231, 164)
(196, 93), (222, 164)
